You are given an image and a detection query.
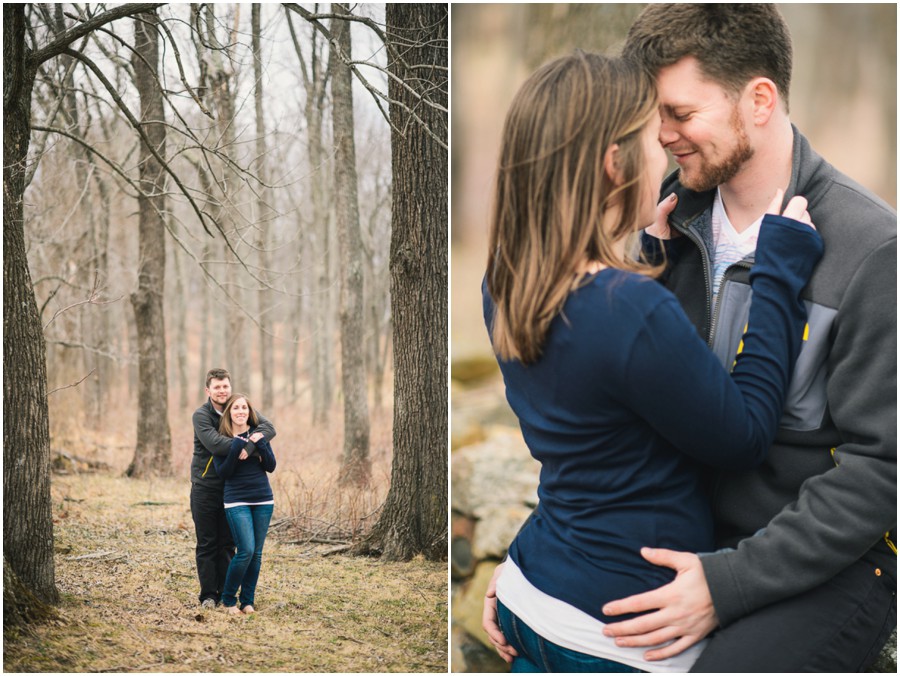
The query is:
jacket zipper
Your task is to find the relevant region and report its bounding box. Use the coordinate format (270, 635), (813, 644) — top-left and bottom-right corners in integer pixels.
(672, 212), (714, 342)
(710, 259), (753, 350)
(673, 209), (756, 517)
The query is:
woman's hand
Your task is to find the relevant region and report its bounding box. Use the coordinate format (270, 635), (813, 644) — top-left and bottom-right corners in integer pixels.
(249, 432), (264, 443)
(482, 562), (517, 663)
(644, 193), (679, 239)
(235, 434), (251, 461)
(767, 188), (814, 229)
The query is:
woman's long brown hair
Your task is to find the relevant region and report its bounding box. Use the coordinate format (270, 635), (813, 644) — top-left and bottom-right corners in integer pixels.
(218, 393), (260, 437)
(486, 51), (663, 364)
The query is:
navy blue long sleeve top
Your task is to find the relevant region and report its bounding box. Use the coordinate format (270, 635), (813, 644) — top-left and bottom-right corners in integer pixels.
(484, 215), (822, 623)
(212, 428), (276, 505)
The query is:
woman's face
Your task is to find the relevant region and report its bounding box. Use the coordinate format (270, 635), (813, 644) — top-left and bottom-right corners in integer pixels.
(640, 111), (670, 225)
(230, 398), (250, 427)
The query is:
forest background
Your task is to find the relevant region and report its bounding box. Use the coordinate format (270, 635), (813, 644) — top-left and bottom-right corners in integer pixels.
(5, 3), (447, 672)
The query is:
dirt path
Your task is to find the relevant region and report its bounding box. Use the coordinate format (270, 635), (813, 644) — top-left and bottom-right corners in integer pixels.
(4, 472), (447, 672)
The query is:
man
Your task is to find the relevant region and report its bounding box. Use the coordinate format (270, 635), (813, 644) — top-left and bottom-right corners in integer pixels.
(191, 367), (276, 609)
(484, 5), (896, 671)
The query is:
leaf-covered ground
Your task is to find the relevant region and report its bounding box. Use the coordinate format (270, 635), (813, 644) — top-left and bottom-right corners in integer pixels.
(4, 472), (447, 673)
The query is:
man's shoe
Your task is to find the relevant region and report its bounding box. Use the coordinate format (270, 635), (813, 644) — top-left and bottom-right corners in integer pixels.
(201, 598), (217, 610)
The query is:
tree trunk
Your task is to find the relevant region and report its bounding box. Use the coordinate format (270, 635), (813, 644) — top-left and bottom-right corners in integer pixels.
(205, 4), (249, 390)
(331, 3), (371, 486)
(3, 4), (60, 604)
(127, 9), (171, 477)
(171, 234), (190, 410)
(252, 4), (275, 411)
(3, 556), (58, 629)
(53, 4), (105, 424)
(286, 10), (335, 425)
(90, 169), (113, 413)
(357, 4), (448, 560)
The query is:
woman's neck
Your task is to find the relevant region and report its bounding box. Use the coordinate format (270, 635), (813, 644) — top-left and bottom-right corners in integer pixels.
(233, 423), (250, 435)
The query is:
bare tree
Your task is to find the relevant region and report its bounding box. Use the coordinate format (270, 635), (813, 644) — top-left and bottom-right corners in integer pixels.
(127, 9), (172, 477)
(170, 233), (191, 410)
(285, 5), (335, 423)
(3, 1), (163, 619)
(283, 2), (448, 557)
(200, 4), (251, 388)
(359, 3), (448, 560)
(251, 3), (274, 411)
(361, 169), (392, 413)
(51, 4), (107, 423)
(331, 3), (371, 486)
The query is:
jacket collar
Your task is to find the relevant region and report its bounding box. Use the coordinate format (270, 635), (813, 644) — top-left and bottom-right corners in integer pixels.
(662, 125), (825, 234)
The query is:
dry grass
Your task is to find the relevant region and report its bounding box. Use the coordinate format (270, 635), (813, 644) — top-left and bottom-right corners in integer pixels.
(9, 395), (447, 672)
(4, 471), (447, 673)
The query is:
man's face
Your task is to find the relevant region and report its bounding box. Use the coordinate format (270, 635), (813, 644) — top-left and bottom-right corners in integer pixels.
(206, 377), (232, 410)
(655, 57), (754, 192)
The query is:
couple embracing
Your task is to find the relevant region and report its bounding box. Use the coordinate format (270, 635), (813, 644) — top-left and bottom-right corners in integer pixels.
(482, 5), (895, 673)
(190, 368), (278, 616)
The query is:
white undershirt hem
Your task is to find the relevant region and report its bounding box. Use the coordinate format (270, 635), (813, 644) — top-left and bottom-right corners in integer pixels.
(496, 558), (706, 673)
(224, 499), (275, 509)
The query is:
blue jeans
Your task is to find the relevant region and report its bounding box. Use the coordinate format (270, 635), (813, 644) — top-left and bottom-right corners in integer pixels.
(222, 504), (273, 608)
(497, 600), (645, 673)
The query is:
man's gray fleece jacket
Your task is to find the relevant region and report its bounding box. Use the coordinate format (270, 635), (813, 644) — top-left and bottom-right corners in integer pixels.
(190, 399), (276, 489)
(655, 126), (896, 627)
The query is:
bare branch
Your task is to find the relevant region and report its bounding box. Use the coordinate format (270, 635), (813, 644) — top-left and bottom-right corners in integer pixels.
(30, 3), (165, 66)
(283, 2), (448, 150)
(60, 46), (221, 239)
(156, 16), (214, 118)
(47, 370), (97, 397)
(42, 275), (121, 331)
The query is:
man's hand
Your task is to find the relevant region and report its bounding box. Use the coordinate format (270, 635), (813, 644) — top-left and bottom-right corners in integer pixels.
(239, 449), (249, 460)
(482, 562), (518, 663)
(644, 193), (679, 239)
(601, 548), (718, 661)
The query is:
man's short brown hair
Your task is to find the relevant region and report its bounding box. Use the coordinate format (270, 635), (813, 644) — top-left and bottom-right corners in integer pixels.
(205, 368), (231, 388)
(623, 4), (793, 110)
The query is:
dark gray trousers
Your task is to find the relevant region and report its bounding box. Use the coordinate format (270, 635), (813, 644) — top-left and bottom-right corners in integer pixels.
(691, 556), (896, 672)
(190, 483), (235, 604)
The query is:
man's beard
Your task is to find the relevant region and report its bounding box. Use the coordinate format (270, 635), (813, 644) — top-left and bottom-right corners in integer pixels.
(680, 107), (754, 192)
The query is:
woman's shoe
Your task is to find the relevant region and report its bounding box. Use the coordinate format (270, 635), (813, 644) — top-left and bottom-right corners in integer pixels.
(224, 605), (241, 615)
(241, 605), (255, 615)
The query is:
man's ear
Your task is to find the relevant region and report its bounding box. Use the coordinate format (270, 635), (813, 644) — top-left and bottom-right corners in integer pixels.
(746, 77), (779, 125)
(604, 143), (624, 186)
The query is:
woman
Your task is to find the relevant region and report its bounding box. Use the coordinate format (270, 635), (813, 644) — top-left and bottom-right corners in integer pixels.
(213, 393), (277, 615)
(482, 52), (822, 672)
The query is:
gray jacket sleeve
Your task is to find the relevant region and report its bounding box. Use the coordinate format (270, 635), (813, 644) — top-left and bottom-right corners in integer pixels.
(192, 407), (233, 458)
(192, 408), (278, 458)
(702, 239), (897, 627)
(243, 412), (277, 457)
(254, 412), (276, 441)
